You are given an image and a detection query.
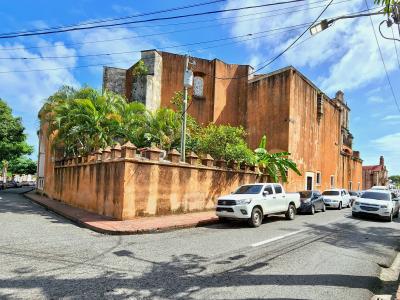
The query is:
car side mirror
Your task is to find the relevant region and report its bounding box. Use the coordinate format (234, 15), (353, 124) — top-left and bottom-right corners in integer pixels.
(263, 191), (269, 196)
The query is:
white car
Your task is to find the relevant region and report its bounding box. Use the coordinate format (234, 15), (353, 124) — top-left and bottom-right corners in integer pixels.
(352, 190), (400, 222)
(322, 189), (351, 209)
(215, 183), (301, 227)
(371, 186), (389, 191)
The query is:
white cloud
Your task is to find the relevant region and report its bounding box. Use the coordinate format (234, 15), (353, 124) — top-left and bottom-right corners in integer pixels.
(222, 0), (398, 95)
(381, 115), (400, 125)
(368, 95), (385, 104)
(68, 27), (154, 72)
(371, 132), (400, 174)
(0, 40), (79, 154)
(382, 115), (400, 121)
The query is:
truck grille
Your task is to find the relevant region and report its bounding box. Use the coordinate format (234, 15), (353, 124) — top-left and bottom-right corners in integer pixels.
(217, 200), (236, 206)
(360, 206), (379, 212)
(216, 207), (234, 212)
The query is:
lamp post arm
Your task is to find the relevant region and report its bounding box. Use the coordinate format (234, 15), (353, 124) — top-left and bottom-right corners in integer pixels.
(327, 11), (385, 24)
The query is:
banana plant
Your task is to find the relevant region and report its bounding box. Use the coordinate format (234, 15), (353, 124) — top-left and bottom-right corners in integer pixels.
(255, 135), (301, 183)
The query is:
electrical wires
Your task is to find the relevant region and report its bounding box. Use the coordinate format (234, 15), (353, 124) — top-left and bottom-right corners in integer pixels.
(364, 0), (400, 114)
(0, 0), (305, 39)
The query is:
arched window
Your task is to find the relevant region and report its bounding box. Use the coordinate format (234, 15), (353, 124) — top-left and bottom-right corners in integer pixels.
(193, 76), (204, 98)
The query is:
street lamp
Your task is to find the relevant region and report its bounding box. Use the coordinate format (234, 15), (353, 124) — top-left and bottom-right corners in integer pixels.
(310, 11), (386, 35)
(310, 20), (330, 35)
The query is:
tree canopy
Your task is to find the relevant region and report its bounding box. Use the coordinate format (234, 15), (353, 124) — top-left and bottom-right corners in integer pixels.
(0, 99), (33, 163)
(42, 86), (301, 183)
(8, 156), (37, 175)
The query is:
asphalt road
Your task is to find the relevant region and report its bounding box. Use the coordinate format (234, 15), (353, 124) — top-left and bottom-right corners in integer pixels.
(0, 188), (399, 299)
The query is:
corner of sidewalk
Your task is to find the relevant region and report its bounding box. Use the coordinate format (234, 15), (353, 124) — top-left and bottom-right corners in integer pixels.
(24, 190), (219, 235)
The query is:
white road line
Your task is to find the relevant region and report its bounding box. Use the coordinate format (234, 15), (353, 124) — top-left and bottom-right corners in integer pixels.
(250, 212), (354, 248)
(251, 229), (306, 247)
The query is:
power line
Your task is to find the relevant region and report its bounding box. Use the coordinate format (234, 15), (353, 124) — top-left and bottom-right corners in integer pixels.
(1, 0), (227, 36)
(0, 0), (305, 39)
(364, 0), (400, 113)
(391, 26), (400, 68)
(0, 23), (312, 60)
(0, 0), (349, 52)
(0, 7), (374, 74)
(0, 27), (315, 75)
(210, 0), (335, 80)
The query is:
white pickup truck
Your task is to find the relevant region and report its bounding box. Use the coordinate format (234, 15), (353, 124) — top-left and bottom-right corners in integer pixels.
(215, 183), (301, 227)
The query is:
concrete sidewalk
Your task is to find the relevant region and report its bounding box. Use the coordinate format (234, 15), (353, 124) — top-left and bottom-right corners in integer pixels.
(24, 191), (218, 235)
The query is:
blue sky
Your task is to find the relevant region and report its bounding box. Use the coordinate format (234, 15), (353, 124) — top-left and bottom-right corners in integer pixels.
(0, 0), (399, 174)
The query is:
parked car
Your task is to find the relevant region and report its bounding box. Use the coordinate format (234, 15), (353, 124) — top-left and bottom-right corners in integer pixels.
(298, 190), (326, 214)
(349, 191), (360, 206)
(322, 189), (351, 210)
(4, 181), (22, 189)
(371, 186), (389, 191)
(215, 183), (301, 227)
(352, 190), (400, 222)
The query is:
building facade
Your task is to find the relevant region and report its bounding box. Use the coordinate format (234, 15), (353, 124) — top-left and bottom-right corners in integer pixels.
(362, 156), (388, 190)
(102, 49), (363, 192)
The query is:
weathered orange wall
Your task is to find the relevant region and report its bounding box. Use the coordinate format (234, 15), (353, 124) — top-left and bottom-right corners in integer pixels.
(122, 159), (263, 220)
(159, 52), (250, 126)
(246, 71), (291, 151)
(245, 68), (362, 192)
(41, 143), (265, 220)
(213, 60), (249, 127)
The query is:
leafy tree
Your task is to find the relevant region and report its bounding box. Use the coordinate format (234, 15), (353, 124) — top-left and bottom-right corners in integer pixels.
(0, 99), (33, 181)
(255, 135), (301, 183)
(389, 175), (400, 187)
(373, 0), (399, 14)
(8, 156), (37, 175)
(194, 124), (255, 164)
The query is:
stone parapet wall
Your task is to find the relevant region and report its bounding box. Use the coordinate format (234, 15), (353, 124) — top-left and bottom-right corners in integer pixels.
(47, 143), (264, 220)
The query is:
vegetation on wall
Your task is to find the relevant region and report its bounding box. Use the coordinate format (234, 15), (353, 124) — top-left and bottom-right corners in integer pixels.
(42, 86), (301, 183)
(255, 136), (301, 183)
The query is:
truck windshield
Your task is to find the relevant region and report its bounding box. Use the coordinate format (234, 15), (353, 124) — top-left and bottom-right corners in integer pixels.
(322, 191), (340, 196)
(234, 185), (263, 194)
(361, 192), (390, 201)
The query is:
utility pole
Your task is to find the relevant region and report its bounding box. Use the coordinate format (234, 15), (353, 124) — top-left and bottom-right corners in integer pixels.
(180, 55), (193, 162)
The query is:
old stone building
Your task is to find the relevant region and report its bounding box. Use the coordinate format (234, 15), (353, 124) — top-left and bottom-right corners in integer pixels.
(362, 156), (388, 190)
(103, 49), (363, 192)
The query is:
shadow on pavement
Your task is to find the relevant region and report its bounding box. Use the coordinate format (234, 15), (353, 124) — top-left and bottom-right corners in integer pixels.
(0, 252), (387, 299)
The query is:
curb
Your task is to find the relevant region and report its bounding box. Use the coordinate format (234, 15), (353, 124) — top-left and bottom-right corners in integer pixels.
(23, 192), (219, 235)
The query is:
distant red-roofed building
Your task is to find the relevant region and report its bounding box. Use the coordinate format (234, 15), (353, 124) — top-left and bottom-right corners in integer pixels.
(362, 156), (388, 190)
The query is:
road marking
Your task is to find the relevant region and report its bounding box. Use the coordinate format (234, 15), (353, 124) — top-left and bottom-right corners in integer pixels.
(250, 212), (354, 248)
(251, 229), (306, 247)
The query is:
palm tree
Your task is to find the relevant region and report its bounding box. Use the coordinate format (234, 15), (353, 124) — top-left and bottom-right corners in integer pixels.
(255, 135), (301, 183)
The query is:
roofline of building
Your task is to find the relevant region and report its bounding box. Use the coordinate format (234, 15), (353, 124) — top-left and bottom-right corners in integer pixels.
(249, 65), (354, 111)
(248, 66), (333, 100)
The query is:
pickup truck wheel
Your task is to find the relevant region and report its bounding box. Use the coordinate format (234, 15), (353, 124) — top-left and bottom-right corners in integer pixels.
(338, 202), (342, 210)
(386, 211), (393, 222)
(285, 204), (296, 220)
(248, 207), (263, 227)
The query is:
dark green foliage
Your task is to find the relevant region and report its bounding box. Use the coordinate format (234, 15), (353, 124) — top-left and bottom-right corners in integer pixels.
(0, 99), (33, 163)
(8, 156), (37, 174)
(193, 124), (255, 164)
(255, 135), (301, 183)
